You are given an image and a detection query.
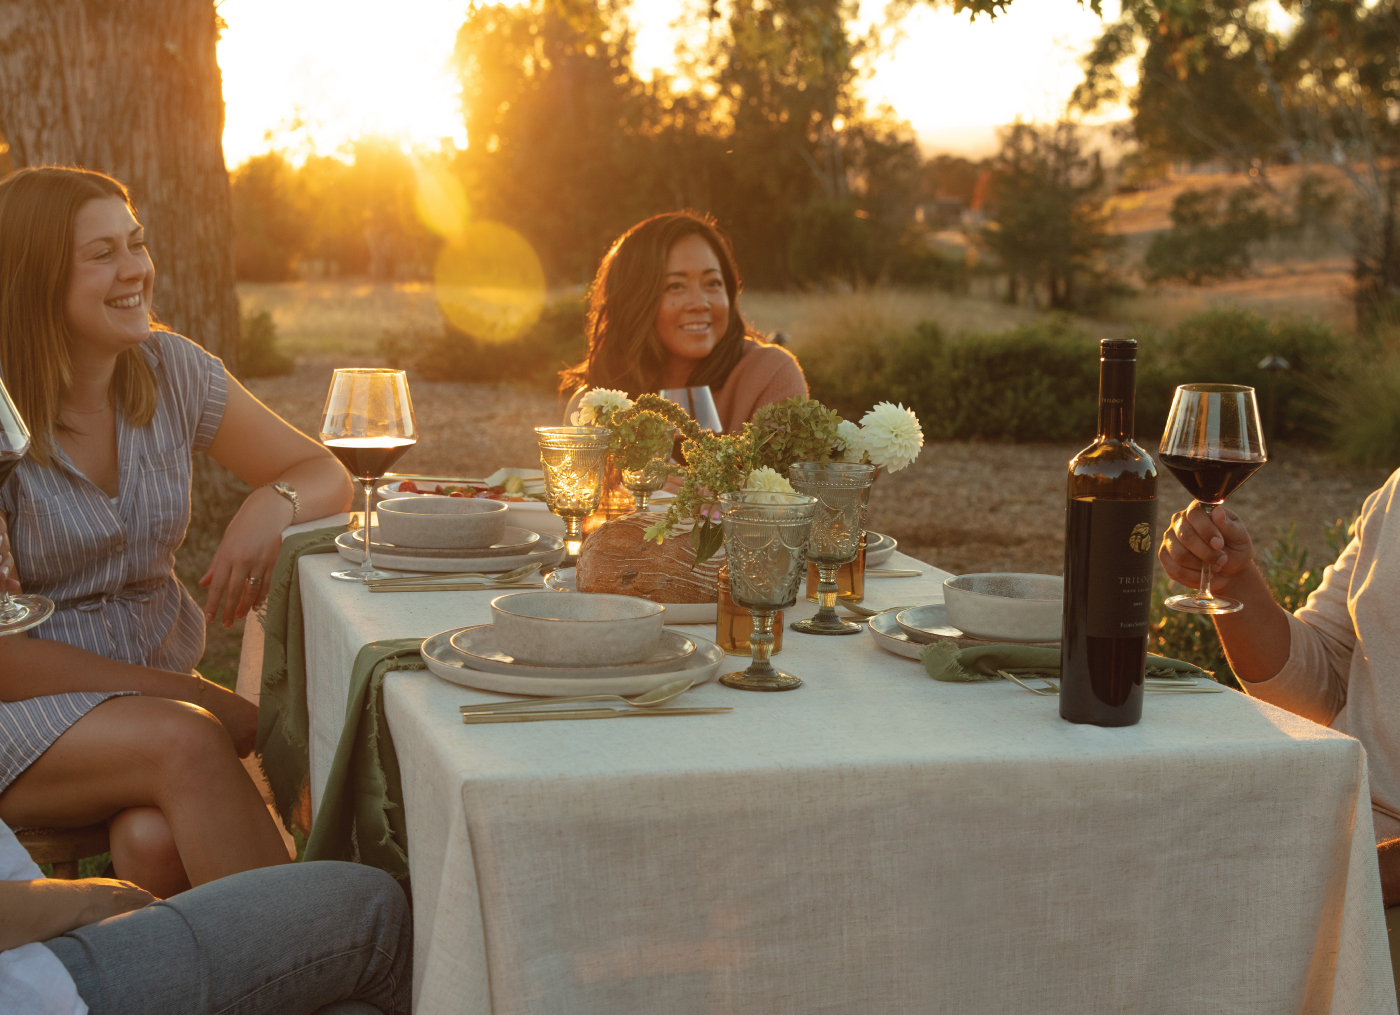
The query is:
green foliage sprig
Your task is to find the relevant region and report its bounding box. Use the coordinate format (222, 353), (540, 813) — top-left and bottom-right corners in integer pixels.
(602, 394), (696, 472)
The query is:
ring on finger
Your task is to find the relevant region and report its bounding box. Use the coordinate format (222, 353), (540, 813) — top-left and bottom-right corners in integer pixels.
(245, 576), (264, 586)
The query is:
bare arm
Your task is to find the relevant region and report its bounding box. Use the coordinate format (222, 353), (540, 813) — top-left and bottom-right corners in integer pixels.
(200, 372), (353, 627)
(0, 878), (153, 951)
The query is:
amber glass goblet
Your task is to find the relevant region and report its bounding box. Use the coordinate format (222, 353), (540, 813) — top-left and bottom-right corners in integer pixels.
(536, 426), (612, 560)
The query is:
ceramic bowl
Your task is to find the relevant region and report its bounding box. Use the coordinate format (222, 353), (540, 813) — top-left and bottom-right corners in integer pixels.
(490, 591), (666, 666)
(375, 496), (508, 549)
(942, 573), (1064, 643)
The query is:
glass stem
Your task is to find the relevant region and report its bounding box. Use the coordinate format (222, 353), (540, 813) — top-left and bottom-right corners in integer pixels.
(815, 563), (841, 619)
(633, 489), (649, 514)
(0, 565), (20, 622)
(1199, 499), (1224, 600)
(361, 480), (375, 572)
(747, 610), (776, 677)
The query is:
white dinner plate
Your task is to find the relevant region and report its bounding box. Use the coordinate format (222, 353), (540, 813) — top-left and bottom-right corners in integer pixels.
(542, 567), (718, 625)
(421, 628), (723, 696)
(335, 529), (565, 573)
(448, 624), (698, 679)
(346, 524), (540, 559)
(865, 532), (898, 567)
(866, 611), (928, 661)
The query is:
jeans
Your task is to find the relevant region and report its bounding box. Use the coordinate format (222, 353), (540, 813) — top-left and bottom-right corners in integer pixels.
(42, 861), (412, 1015)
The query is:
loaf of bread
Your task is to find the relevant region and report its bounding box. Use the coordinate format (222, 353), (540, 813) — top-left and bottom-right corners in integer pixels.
(576, 515), (721, 604)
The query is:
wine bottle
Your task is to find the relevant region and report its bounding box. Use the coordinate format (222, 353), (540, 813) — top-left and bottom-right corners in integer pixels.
(1060, 338), (1158, 727)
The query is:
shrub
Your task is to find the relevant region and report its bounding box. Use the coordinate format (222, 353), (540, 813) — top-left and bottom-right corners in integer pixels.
(238, 310), (294, 378)
(413, 297), (587, 388)
(1142, 187), (1274, 285)
(1135, 308), (1346, 443)
(1326, 350), (1400, 467)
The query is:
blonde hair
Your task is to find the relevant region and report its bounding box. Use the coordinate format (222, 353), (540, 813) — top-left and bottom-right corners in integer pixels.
(0, 166), (157, 466)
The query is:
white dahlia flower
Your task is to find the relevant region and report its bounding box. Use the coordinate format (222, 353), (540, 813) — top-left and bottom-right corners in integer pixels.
(834, 419), (868, 464)
(858, 402), (923, 473)
(571, 387), (632, 426)
(742, 466), (796, 494)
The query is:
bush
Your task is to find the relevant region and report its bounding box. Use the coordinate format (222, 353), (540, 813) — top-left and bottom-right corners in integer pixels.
(238, 310), (294, 378)
(1149, 515), (1355, 688)
(1142, 187), (1274, 285)
(1326, 350), (1400, 467)
(412, 297), (587, 388)
(1136, 308), (1346, 443)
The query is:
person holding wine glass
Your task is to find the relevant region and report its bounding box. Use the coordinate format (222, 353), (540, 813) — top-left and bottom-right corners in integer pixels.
(0, 166), (352, 896)
(561, 211), (808, 431)
(1159, 466), (1400, 903)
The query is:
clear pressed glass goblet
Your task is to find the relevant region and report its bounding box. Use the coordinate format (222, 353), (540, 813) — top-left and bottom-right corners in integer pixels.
(787, 462), (876, 635)
(718, 490), (817, 691)
(0, 377), (54, 635)
(536, 426), (612, 560)
(620, 458), (670, 515)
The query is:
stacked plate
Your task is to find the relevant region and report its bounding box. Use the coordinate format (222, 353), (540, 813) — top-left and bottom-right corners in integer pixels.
(865, 532), (898, 567)
(421, 626), (724, 695)
(865, 601), (1060, 661)
(542, 567), (717, 624)
(335, 526), (566, 573)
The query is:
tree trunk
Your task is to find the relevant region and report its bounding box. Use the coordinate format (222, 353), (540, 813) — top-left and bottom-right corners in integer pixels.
(0, 0), (239, 371)
(0, 0), (247, 572)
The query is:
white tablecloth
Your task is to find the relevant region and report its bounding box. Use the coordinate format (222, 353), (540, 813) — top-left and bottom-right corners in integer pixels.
(289, 544), (1396, 1015)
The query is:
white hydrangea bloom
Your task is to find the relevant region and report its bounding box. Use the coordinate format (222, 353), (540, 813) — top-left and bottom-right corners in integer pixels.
(858, 402), (923, 473)
(742, 466), (796, 494)
(834, 419), (868, 464)
(571, 387), (632, 426)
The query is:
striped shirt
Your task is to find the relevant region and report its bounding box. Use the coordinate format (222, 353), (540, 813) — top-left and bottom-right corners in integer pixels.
(0, 331), (227, 674)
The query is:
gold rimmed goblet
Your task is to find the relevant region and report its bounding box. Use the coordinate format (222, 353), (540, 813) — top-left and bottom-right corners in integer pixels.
(620, 458), (670, 516)
(718, 490), (817, 691)
(787, 462), (876, 636)
(535, 426), (612, 561)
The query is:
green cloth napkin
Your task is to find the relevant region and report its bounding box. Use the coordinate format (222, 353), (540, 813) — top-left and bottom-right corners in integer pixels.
(256, 525), (344, 831)
(920, 641), (1212, 683)
(303, 639), (425, 883)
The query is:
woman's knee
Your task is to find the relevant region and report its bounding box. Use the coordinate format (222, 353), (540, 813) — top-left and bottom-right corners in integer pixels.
(115, 697), (239, 782)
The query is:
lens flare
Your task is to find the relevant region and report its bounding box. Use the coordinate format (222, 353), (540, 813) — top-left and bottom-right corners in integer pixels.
(434, 222), (546, 343)
(411, 157), (469, 243)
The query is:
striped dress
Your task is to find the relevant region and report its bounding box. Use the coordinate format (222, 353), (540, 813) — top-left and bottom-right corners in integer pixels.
(0, 331), (227, 792)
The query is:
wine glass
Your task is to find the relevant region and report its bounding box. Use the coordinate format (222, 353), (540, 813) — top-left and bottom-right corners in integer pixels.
(787, 462), (875, 635)
(658, 386), (722, 464)
(718, 490), (817, 691)
(0, 378), (54, 635)
(535, 426), (612, 561)
(1159, 383), (1267, 614)
(320, 369), (417, 582)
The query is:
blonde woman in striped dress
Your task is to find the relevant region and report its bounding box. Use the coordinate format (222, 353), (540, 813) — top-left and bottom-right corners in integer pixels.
(0, 167), (352, 897)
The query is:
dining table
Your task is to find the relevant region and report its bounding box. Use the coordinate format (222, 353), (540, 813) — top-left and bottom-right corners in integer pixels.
(241, 514), (1397, 1015)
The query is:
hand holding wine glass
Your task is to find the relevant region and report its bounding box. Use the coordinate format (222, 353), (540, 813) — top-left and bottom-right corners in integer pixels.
(1158, 384), (1267, 614)
(0, 377), (55, 634)
(320, 369), (417, 582)
(1159, 501), (1258, 596)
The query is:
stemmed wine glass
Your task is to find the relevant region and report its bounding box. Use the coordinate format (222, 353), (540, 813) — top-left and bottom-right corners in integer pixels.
(658, 386), (722, 464)
(1159, 383), (1267, 614)
(320, 368), (417, 582)
(0, 378), (54, 635)
(788, 462), (876, 635)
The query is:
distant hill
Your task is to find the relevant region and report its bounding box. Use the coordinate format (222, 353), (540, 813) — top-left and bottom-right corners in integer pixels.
(916, 119), (1132, 162)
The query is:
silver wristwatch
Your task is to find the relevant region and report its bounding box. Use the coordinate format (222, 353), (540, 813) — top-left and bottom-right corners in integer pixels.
(267, 481), (299, 520)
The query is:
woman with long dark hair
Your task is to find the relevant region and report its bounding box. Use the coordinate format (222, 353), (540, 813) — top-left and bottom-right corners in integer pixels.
(562, 211), (807, 430)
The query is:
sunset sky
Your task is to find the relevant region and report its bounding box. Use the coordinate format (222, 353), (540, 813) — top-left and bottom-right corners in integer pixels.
(216, 0), (1127, 169)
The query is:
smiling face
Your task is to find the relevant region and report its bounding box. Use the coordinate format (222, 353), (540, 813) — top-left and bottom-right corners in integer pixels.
(64, 195), (154, 357)
(654, 233), (730, 371)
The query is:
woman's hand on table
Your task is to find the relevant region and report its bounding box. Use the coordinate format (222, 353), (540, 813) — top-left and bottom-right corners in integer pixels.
(200, 486), (293, 628)
(197, 679), (258, 757)
(1158, 501), (1255, 594)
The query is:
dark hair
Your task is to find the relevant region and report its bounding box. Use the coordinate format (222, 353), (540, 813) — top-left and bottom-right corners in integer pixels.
(0, 166), (158, 465)
(560, 211), (750, 397)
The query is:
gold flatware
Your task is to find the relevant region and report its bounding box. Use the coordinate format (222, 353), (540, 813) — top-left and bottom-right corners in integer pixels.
(867, 568), (922, 578)
(1000, 671), (1225, 696)
(462, 706), (731, 724)
(459, 678), (695, 714)
(367, 562), (542, 586)
(369, 582), (544, 594)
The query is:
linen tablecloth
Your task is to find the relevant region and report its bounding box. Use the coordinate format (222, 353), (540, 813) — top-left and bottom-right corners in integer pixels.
(294, 550), (1396, 1015)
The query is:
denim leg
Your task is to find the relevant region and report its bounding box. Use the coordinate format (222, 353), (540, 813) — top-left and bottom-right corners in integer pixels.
(43, 861), (411, 1015)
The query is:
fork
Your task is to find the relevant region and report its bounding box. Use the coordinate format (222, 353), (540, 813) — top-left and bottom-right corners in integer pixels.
(840, 602), (918, 619)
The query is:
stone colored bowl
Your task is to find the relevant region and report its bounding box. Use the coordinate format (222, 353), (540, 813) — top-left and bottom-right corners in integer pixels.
(375, 496), (508, 549)
(942, 573), (1064, 643)
(490, 591), (666, 667)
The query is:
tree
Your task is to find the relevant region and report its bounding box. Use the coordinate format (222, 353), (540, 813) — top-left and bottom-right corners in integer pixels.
(981, 122), (1118, 310)
(0, 0), (239, 370)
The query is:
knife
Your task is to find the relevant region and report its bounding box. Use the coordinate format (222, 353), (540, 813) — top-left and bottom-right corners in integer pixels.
(462, 707), (731, 724)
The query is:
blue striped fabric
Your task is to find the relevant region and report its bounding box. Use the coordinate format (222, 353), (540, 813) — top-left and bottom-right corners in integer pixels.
(0, 691), (135, 793)
(0, 331), (227, 673)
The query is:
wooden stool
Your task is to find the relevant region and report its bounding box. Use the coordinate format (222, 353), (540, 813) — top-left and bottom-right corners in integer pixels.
(17, 824), (109, 879)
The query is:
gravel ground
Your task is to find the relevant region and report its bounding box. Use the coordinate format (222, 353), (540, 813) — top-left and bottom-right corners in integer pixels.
(188, 362), (1391, 684)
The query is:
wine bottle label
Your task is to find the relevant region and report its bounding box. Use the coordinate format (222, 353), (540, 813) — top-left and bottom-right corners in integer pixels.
(1084, 499), (1157, 639)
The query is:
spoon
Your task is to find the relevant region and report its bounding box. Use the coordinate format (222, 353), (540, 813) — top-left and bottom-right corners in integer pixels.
(367, 562), (542, 586)
(839, 602), (918, 619)
(458, 678), (697, 714)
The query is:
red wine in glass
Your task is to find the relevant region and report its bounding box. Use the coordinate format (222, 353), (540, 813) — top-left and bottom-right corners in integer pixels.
(320, 369), (418, 582)
(1159, 384), (1267, 615)
(0, 380), (56, 635)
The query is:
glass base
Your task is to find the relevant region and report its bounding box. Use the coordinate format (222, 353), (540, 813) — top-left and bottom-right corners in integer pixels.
(1165, 592), (1244, 615)
(790, 616), (863, 636)
(331, 567), (397, 583)
(0, 594), (55, 636)
(721, 669), (802, 692)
